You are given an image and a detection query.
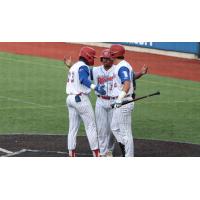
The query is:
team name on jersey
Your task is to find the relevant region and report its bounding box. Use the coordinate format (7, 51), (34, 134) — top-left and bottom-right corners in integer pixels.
(97, 74), (116, 84)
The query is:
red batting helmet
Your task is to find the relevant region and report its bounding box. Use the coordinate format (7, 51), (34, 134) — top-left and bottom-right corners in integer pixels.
(110, 44), (125, 58)
(100, 49), (112, 59)
(79, 46), (97, 66)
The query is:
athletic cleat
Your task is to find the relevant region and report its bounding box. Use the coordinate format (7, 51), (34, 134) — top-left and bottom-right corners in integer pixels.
(106, 151), (113, 157)
(118, 142), (125, 157)
(69, 150), (76, 157)
(100, 155), (107, 157)
(92, 149), (100, 157)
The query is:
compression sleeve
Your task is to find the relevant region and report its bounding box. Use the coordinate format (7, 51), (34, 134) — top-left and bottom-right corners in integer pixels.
(118, 67), (131, 83)
(90, 68), (94, 81)
(78, 65), (92, 88)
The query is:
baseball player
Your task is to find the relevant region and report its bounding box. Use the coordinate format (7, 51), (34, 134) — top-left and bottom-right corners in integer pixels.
(92, 49), (116, 156)
(65, 48), (148, 157)
(110, 44), (135, 157)
(66, 46), (106, 157)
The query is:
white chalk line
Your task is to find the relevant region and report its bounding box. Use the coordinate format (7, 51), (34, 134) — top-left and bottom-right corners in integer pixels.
(2, 149), (91, 157)
(0, 147), (13, 154)
(2, 149), (65, 157)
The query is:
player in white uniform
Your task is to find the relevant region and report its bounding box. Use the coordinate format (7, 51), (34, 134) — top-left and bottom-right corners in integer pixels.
(110, 44), (135, 157)
(66, 46), (106, 157)
(92, 49), (116, 156)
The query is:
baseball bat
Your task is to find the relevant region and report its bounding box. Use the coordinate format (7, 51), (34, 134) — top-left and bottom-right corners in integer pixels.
(111, 91), (160, 108)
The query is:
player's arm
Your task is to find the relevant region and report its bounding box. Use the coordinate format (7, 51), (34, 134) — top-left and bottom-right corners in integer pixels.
(135, 65), (148, 79)
(64, 56), (73, 69)
(118, 66), (131, 92)
(78, 66), (106, 95)
(114, 67), (131, 107)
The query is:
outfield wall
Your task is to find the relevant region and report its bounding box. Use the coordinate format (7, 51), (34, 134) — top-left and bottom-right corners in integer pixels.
(112, 42), (200, 57)
(79, 42), (200, 59)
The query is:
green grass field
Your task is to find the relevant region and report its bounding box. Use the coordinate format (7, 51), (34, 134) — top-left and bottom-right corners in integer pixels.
(0, 52), (200, 144)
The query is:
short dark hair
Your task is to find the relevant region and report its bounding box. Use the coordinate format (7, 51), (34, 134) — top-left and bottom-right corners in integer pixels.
(100, 57), (112, 62)
(117, 56), (124, 59)
(79, 56), (89, 65)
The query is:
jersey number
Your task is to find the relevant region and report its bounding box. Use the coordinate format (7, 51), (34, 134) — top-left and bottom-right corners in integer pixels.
(109, 83), (117, 91)
(123, 71), (128, 78)
(67, 72), (75, 83)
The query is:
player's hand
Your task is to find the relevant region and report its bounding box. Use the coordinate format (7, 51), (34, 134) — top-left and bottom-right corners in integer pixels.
(64, 56), (72, 69)
(141, 65), (148, 75)
(95, 85), (106, 95)
(114, 99), (122, 108)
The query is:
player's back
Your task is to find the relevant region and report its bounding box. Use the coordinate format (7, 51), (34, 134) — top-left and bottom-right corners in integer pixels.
(66, 61), (91, 95)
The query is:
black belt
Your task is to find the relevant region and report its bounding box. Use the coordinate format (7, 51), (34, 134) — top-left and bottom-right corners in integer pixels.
(97, 95), (117, 100)
(97, 94), (132, 100)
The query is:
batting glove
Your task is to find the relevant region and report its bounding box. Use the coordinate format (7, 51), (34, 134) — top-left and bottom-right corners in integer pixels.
(114, 99), (122, 108)
(95, 85), (106, 95)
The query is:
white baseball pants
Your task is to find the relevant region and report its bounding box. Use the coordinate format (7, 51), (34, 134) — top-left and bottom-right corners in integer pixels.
(95, 97), (115, 156)
(111, 103), (134, 157)
(67, 94), (99, 151)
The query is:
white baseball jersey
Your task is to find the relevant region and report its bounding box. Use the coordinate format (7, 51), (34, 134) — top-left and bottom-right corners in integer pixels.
(66, 61), (91, 95)
(92, 65), (116, 97)
(92, 65), (116, 155)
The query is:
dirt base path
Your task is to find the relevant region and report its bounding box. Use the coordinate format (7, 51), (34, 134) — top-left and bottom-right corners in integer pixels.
(1, 135), (200, 157)
(0, 42), (200, 82)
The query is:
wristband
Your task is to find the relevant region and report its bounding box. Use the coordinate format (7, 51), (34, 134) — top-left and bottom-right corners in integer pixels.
(117, 91), (127, 101)
(90, 84), (96, 90)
